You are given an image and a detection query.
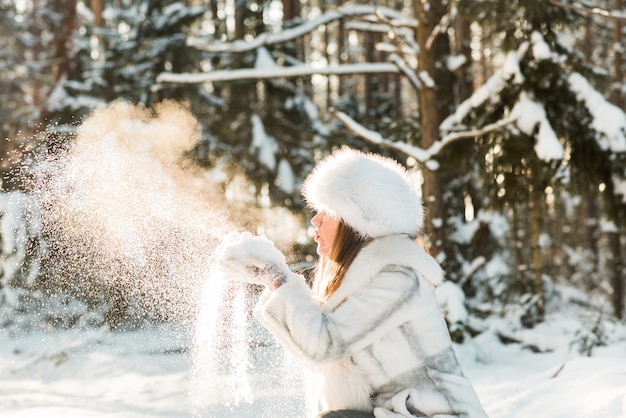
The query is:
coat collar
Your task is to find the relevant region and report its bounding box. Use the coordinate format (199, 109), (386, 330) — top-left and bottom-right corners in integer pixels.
(322, 234), (444, 311)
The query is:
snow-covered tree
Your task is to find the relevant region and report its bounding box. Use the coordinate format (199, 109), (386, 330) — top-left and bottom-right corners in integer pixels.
(0, 1), (76, 188)
(2, 0), (625, 332)
(173, 3), (408, 213)
(441, 28), (626, 321)
(44, 0), (205, 130)
(155, 1), (626, 327)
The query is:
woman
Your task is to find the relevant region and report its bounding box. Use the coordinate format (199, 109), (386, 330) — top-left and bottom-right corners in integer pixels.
(216, 147), (488, 418)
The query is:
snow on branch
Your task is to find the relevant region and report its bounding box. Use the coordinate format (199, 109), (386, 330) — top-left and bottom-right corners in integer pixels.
(372, 9), (420, 56)
(568, 72), (626, 152)
(347, 21), (419, 56)
(188, 5), (416, 54)
(157, 63), (401, 84)
(548, 0), (626, 22)
(509, 93), (564, 160)
(389, 53), (421, 90)
(440, 46), (526, 130)
(425, 0), (457, 50)
(333, 110), (517, 168)
(159, 5), (423, 90)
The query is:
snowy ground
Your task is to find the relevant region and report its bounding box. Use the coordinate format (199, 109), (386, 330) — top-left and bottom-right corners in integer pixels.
(1, 305), (625, 418)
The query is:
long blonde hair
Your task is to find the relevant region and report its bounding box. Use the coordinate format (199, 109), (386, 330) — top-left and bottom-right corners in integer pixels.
(312, 220), (370, 301)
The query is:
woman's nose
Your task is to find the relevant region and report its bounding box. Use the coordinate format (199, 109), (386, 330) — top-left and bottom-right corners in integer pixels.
(311, 213), (321, 227)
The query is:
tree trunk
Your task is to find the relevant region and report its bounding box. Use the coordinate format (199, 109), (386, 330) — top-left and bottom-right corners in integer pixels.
(455, 15), (473, 102)
(413, 0), (455, 254)
(338, 19), (346, 98)
(608, 229), (624, 319)
(364, 31), (376, 122)
(231, 0), (253, 105)
(282, 0), (303, 62)
(511, 204), (524, 270)
(612, 0), (623, 109)
(92, 0), (103, 28)
(52, 0), (78, 86)
(376, 31), (390, 117)
(581, 16), (594, 64)
(33, 0), (76, 127)
(324, 17), (332, 109)
(30, 0), (43, 124)
(530, 183), (545, 311)
(605, 179), (624, 319)
(581, 182), (600, 279)
(282, 0), (300, 24)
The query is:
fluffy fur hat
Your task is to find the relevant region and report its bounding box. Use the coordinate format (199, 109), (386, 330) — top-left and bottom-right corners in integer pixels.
(302, 147), (424, 238)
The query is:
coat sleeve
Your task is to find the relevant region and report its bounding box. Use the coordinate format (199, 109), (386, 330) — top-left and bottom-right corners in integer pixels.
(253, 266), (421, 367)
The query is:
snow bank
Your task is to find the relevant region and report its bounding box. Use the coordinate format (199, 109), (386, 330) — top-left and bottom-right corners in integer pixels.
(2, 294), (625, 418)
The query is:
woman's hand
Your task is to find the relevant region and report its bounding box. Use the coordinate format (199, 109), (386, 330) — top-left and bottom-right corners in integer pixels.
(214, 231), (291, 289)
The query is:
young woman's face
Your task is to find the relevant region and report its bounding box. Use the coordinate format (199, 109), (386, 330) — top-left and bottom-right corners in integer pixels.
(311, 211), (340, 257)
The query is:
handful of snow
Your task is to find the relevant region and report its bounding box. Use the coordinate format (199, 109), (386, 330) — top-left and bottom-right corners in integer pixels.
(214, 231), (289, 286)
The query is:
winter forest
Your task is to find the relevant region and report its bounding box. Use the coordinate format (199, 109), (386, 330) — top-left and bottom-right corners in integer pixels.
(1, 0), (626, 417)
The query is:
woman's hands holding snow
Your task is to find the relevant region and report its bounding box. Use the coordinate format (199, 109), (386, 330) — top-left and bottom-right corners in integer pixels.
(214, 231), (294, 289)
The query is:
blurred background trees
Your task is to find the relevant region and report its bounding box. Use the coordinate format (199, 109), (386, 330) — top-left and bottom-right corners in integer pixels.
(0, 0), (624, 333)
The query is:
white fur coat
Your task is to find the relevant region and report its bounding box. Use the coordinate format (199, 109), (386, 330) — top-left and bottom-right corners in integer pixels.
(254, 235), (489, 418)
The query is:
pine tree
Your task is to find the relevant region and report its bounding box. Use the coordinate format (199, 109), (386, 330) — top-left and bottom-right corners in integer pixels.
(46, 0), (206, 128)
(444, 0), (626, 321)
(186, 1), (335, 214)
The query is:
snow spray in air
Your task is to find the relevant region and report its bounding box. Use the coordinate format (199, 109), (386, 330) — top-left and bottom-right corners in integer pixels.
(25, 101), (231, 326)
(189, 265), (317, 417)
(20, 101), (313, 416)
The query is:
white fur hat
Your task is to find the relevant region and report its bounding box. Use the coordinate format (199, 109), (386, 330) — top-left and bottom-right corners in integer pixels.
(302, 147), (424, 238)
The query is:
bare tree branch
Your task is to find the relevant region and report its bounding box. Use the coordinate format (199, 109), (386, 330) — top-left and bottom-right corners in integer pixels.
(389, 53), (421, 90)
(425, 0), (457, 49)
(160, 4), (425, 89)
(333, 110), (518, 167)
(157, 63), (401, 84)
(370, 7), (421, 90)
(188, 5), (416, 53)
(373, 8), (420, 54)
(548, 0), (626, 22)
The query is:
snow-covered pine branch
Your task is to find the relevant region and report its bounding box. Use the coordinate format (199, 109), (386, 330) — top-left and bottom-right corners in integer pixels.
(441, 31), (626, 158)
(568, 72), (626, 153)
